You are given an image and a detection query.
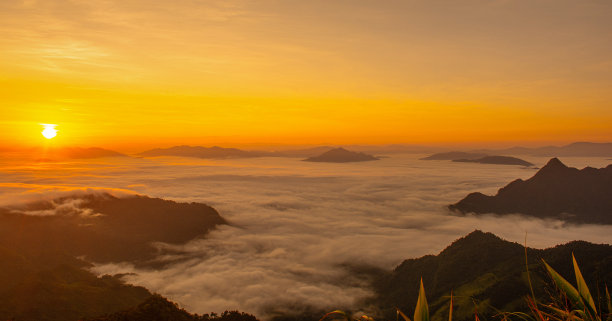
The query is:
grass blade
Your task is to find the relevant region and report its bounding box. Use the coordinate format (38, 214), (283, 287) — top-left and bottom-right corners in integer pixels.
(606, 286), (611, 321)
(449, 291), (453, 321)
(398, 308), (412, 321)
(572, 254), (598, 319)
(319, 310), (349, 321)
(543, 259), (585, 311)
(414, 278), (430, 321)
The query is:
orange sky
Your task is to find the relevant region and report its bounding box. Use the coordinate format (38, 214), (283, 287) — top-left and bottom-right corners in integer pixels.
(1, 0), (611, 151)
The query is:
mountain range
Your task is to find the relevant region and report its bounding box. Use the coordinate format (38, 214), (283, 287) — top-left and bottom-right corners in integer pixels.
(449, 158), (612, 224)
(423, 142), (612, 160)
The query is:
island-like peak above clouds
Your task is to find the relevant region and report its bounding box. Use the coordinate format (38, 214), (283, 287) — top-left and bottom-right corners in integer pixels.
(420, 151), (488, 160)
(452, 155), (534, 167)
(449, 158), (612, 224)
(303, 147), (380, 163)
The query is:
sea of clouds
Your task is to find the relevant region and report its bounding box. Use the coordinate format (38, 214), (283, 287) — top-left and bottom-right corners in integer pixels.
(1, 153), (611, 318)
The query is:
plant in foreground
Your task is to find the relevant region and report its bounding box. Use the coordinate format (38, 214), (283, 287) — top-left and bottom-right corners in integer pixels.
(319, 254), (611, 321)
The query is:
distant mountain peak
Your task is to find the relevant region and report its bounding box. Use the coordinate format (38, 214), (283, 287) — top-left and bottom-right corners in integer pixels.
(534, 157), (571, 177)
(544, 157), (567, 168)
(440, 230), (511, 254)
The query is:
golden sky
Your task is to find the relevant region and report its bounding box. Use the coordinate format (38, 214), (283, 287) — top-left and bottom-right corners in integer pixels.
(1, 0), (611, 150)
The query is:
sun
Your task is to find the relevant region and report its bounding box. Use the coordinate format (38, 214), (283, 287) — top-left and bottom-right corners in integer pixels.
(41, 124), (58, 139)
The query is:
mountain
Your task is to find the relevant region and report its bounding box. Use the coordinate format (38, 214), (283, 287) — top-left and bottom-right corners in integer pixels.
(372, 230), (612, 321)
(32, 147), (127, 160)
(449, 158), (612, 224)
(477, 142), (612, 157)
(272, 146), (337, 157)
(139, 145), (273, 159)
(0, 193), (227, 263)
(303, 148), (379, 163)
(58, 147), (127, 158)
(421, 152), (488, 160)
(421, 142), (612, 160)
(0, 245), (152, 321)
(0, 193), (265, 321)
(452, 156), (534, 166)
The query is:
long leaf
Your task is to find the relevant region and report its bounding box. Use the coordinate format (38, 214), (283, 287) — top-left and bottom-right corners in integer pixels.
(543, 259), (585, 310)
(398, 308), (412, 321)
(319, 310), (349, 321)
(606, 286), (611, 321)
(414, 278), (430, 321)
(573, 254), (598, 319)
(449, 291), (453, 321)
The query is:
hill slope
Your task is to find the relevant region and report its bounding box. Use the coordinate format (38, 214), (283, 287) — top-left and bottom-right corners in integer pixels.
(0, 193), (227, 263)
(373, 230), (612, 321)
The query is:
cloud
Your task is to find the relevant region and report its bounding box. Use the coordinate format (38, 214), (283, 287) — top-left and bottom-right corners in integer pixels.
(2, 154), (612, 319)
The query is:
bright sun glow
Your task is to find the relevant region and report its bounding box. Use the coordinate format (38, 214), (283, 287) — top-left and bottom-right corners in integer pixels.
(41, 124), (58, 139)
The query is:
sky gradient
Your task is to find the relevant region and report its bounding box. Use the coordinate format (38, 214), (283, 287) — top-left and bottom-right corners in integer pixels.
(1, 0), (611, 150)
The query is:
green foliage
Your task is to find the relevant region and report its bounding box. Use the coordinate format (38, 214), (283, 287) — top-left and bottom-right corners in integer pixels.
(537, 254), (608, 321)
(326, 250), (610, 321)
(414, 279), (430, 321)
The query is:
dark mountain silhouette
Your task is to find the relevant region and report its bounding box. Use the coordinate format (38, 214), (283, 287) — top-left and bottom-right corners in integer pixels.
(0, 193), (226, 263)
(452, 156), (534, 166)
(421, 151), (488, 160)
(372, 230), (612, 321)
(0, 245), (152, 321)
(303, 148), (379, 163)
(449, 158), (612, 224)
(85, 295), (259, 321)
(139, 145), (273, 159)
(0, 194), (259, 321)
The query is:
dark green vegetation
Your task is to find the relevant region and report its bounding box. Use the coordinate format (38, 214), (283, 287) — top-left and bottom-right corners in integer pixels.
(0, 193), (229, 321)
(450, 158), (612, 224)
(372, 230), (612, 321)
(303, 148), (379, 163)
(84, 295), (259, 321)
(0, 193), (226, 263)
(0, 245), (151, 321)
(452, 156), (533, 167)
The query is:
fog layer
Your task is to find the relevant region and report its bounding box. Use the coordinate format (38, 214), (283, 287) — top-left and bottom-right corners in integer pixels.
(1, 154), (611, 318)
